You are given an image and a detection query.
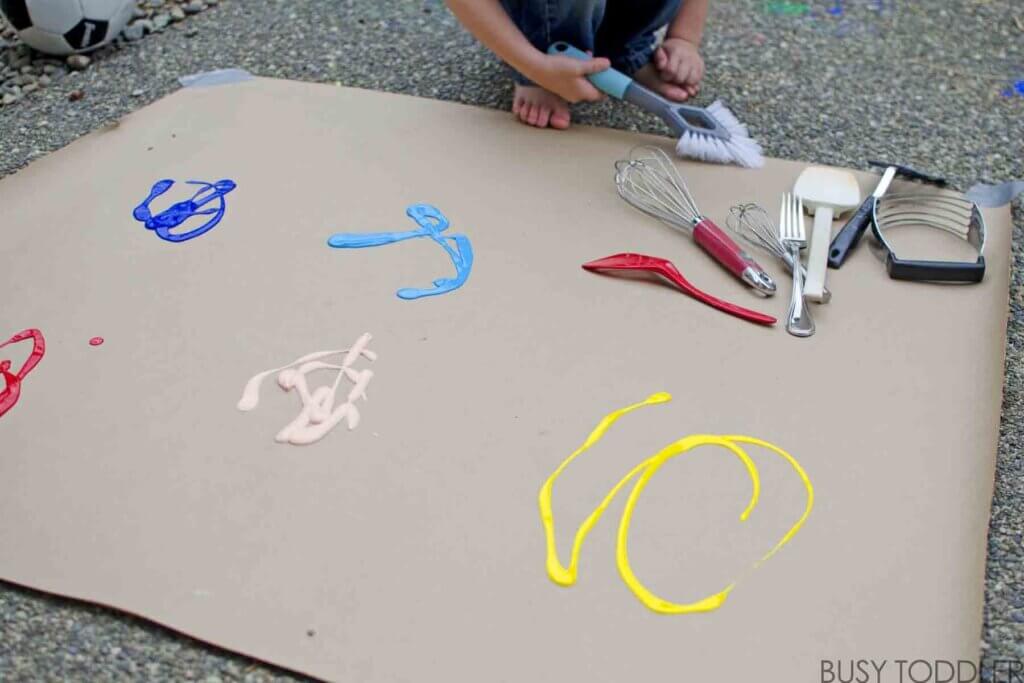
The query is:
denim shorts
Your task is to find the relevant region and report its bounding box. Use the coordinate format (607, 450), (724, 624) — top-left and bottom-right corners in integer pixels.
(499, 0), (683, 82)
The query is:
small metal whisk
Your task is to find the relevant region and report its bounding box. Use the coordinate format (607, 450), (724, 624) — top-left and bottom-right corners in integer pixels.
(726, 202), (832, 303)
(614, 146), (776, 295)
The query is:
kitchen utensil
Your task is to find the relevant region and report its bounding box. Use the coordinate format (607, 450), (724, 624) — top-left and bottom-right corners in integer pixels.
(967, 179), (1024, 208)
(614, 146), (776, 295)
(793, 167), (861, 302)
(779, 193), (814, 337)
(726, 203), (831, 303)
(548, 42), (764, 169)
(828, 161), (947, 268)
(871, 193), (986, 282)
(581, 253), (776, 326)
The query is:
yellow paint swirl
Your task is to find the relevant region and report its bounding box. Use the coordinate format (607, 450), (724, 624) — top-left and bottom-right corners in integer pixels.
(538, 393), (814, 614)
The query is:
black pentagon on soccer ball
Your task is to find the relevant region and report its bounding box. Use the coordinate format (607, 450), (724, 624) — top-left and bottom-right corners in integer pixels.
(0, 0), (32, 31)
(64, 18), (109, 51)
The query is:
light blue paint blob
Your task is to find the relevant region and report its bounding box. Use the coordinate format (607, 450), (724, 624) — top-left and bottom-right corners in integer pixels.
(327, 204), (474, 300)
(132, 179), (236, 243)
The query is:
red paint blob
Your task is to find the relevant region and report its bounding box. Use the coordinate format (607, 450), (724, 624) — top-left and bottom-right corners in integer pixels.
(89, 337), (104, 346)
(0, 329), (45, 419)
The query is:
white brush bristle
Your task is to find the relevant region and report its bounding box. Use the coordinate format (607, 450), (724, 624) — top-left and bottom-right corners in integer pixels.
(675, 100), (765, 169)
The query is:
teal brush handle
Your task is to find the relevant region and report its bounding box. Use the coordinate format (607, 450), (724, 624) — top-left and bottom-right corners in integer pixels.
(546, 41), (732, 143)
(547, 42), (631, 99)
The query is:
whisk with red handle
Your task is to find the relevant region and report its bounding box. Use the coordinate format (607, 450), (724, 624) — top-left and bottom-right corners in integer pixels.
(614, 146), (776, 296)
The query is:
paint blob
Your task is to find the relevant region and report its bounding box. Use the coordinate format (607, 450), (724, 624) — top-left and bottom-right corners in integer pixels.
(89, 337), (104, 346)
(133, 178), (237, 242)
(0, 329), (45, 419)
(538, 392), (814, 614)
(237, 333), (377, 446)
(1001, 79), (1024, 98)
(764, 0), (895, 37)
(327, 204), (473, 299)
(764, 1), (809, 15)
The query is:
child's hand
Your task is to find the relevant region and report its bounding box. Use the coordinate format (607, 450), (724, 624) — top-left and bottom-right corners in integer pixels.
(526, 53), (611, 103)
(654, 38), (704, 98)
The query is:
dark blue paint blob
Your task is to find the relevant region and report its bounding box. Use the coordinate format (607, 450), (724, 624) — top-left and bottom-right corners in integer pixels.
(132, 179), (237, 243)
(1000, 81), (1024, 98)
(327, 204), (474, 300)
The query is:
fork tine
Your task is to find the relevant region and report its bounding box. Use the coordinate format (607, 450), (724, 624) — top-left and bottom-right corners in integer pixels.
(790, 193), (799, 242)
(796, 195), (805, 240)
(786, 192), (794, 242)
(787, 193), (796, 241)
(779, 193), (788, 240)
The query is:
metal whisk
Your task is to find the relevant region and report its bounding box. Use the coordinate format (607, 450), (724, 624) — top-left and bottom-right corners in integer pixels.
(726, 203), (831, 303)
(614, 146), (776, 295)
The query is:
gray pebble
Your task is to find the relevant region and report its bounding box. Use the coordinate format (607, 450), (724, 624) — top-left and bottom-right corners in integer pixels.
(122, 22), (145, 41)
(38, 75), (51, 86)
(153, 13), (171, 30)
(184, 1), (205, 14)
(170, 6), (186, 21)
(1, 92), (19, 105)
(66, 54), (90, 70)
(20, 81), (36, 94)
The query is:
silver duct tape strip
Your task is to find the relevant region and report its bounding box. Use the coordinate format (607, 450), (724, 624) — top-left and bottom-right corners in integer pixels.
(178, 68), (254, 88)
(966, 180), (1024, 208)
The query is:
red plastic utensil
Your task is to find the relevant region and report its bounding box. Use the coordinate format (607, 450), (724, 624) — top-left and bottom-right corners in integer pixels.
(582, 253), (777, 326)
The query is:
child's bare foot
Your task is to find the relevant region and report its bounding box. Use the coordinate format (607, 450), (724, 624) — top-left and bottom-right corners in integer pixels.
(512, 84), (571, 129)
(633, 63), (691, 102)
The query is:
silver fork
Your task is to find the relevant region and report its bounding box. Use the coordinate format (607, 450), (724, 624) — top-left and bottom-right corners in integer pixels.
(780, 193), (815, 337)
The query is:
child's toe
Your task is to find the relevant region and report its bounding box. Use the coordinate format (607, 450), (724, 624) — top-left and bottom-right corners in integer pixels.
(527, 104), (541, 126)
(550, 108), (571, 130)
(536, 106), (552, 128)
(659, 82), (690, 102)
(518, 102), (533, 124)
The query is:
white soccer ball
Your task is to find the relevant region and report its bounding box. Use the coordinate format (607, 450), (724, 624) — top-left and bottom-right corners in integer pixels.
(0, 0), (135, 56)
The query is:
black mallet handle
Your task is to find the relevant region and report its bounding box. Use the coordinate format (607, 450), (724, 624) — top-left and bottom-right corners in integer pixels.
(828, 196), (874, 269)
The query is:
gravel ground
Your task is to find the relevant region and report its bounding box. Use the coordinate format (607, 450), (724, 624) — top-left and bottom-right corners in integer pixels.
(1, 0), (1022, 680)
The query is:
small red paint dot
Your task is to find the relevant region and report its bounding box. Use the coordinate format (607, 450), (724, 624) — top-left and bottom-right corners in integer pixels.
(89, 337), (104, 347)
